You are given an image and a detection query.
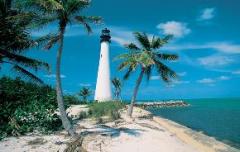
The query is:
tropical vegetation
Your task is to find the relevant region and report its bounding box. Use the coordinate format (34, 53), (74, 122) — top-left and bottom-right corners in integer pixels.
(116, 32), (178, 117)
(112, 77), (122, 101)
(78, 87), (92, 102)
(0, 0), (51, 84)
(19, 0), (102, 136)
(0, 77), (62, 140)
(88, 102), (125, 122)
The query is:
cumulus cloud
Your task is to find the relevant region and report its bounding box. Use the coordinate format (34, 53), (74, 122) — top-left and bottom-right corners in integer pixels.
(163, 42), (240, 54)
(157, 21), (191, 38)
(44, 74), (66, 78)
(198, 55), (234, 67)
(199, 8), (215, 20)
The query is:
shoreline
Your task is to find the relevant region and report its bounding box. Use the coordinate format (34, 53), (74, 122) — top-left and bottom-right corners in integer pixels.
(151, 115), (239, 152)
(0, 106), (239, 152)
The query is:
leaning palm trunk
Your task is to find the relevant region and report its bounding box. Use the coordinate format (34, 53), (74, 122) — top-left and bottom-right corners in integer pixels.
(56, 27), (75, 136)
(127, 68), (145, 117)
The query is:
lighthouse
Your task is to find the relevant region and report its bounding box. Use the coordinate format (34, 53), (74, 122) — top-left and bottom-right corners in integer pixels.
(94, 28), (112, 102)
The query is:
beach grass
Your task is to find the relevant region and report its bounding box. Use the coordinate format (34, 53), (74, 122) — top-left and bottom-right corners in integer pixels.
(88, 101), (126, 121)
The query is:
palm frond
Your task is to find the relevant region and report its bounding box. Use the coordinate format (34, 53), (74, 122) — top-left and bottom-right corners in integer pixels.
(12, 65), (44, 84)
(155, 61), (177, 82)
(133, 32), (150, 49)
(114, 53), (132, 61)
(112, 78), (122, 89)
(1, 50), (49, 71)
(118, 61), (131, 71)
(157, 53), (178, 61)
(18, 0), (63, 13)
(124, 43), (140, 50)
(123, 67), (134, 80)
(75, 16), (102, 34)
(151, 35), (173, 49)
(43, 34), (60, 50)
(144, 66), (152, 81)
(65, 0), (90, 16)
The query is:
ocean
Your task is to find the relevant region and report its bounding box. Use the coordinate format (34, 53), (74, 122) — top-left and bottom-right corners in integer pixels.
(146, 98), (240, 149)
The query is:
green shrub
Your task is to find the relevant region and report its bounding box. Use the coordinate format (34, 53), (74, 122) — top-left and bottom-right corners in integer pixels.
(64, 95), (85, 105)
(78, 111), (88, 120)
(88, 102), (125, 121)
(0, 77), (62, 140)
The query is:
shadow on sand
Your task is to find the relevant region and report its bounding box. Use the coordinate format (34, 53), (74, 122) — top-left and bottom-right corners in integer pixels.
(83, 124), (144, 137)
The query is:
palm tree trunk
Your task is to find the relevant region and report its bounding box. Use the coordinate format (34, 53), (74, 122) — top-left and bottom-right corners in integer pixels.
(127, 68), (144, 117)
(56, 27), (76, 137)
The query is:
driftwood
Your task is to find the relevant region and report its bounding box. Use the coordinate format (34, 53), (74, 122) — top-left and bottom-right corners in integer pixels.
(64, 135), (87, 152)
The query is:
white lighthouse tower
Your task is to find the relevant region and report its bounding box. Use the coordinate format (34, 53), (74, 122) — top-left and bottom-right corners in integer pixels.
(94, 28), (112, 102)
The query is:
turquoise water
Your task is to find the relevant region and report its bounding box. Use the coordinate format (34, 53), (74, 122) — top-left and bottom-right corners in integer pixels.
(147, 98), (240, 149)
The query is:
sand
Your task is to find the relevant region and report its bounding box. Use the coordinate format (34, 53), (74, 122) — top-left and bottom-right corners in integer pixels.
(0, 105), (239, 152)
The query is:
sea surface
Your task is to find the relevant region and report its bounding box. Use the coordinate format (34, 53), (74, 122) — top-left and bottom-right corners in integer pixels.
(146, 98), (240, 149)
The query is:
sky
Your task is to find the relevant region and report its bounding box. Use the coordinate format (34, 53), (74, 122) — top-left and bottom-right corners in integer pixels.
(3, 0), (240, 99)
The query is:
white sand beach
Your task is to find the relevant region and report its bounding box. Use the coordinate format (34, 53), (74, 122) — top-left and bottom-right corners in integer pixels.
(0, 106), (239, 152)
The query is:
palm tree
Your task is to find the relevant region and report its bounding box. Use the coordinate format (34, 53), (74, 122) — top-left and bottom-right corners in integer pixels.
(22, 0), (102, 136)
(78, 87), (92, 102)
(112, 77), (122, 101)
(116, 32), (178, 117)
(0, 0), (50, 84)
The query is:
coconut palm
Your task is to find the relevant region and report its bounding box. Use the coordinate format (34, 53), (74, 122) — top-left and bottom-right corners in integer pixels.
(0, 0), (50, 84)
(78, 87), (92, 102)
(116, 32), (178, 117)
(21, 0), (102, 136)
(112, 77), (122, 101)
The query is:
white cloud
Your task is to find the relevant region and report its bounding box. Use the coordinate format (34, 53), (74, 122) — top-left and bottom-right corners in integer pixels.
(210, 42), (240, 54)
(44, 74), (66, 78)
(173, 80), (190, 84)
(157, 21), (191, 38)
(163, 42), (240, 54)
(232, 70), (240, 75)
(79, 83), (91, 87)
(199, 8), (215, 20)
(150, 75), (190, 85)
(218, 76), (230, 80)
(111, 36), (130, 46)
(197, 76), (231, 85)
(108, 26), (135, 46)
(198, 55), (234, 67)
(197, 78), (216, 84)
(178, 72), (187, 76)
(150, 76), (161, 80)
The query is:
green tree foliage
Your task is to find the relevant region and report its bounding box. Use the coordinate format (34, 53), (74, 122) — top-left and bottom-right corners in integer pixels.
(0, 0), (52, 84)
(0, 77), (62, 140)
(78, 87), (92, 102)
(115, 32), (178, 117)
(112, 77), (122, 101)
(19, 0), (102, 136)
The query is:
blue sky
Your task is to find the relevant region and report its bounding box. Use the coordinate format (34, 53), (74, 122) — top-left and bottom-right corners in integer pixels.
(3, 0), (240, 99)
